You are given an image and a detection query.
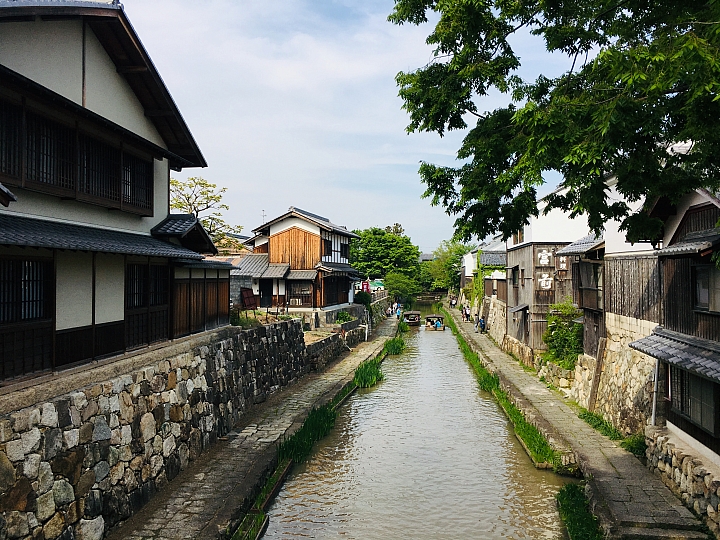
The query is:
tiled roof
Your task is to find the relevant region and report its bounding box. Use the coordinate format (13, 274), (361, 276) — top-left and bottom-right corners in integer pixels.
(253, 207), (359, 239)
(151, 214), (198, 236)
(630, 327), (720, 383)
(0, 182), (16, 207)
(480, 252), (506, 266)
(261, 263), (290, 279)
(316, 262), (359, 274)
(0, 212), (203, 259)
(655, 228), (720, 257)
(234, 253), (269, 278)
(556, 233), (604, 255)
(287, 270), (317, 280)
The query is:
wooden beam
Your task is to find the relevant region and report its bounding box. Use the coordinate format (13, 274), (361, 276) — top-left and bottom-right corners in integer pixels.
(117, 65), (148, 74)
(144, 109), (175, 117)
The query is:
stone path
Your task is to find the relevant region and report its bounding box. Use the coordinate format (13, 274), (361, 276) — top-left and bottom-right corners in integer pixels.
(106, 318), (397, 540)
(447, 308), (707, 540)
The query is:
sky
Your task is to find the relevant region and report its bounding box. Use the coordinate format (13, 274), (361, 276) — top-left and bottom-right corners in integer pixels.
(124, 0), (572, 253)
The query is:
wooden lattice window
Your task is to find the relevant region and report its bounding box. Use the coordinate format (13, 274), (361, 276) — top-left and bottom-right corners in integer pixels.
(0, 259), (53, 324)
(670, 365), (718, 435)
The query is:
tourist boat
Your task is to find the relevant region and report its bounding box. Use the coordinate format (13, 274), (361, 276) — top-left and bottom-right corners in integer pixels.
(424, 314), (445, 331)
(404, 311), (421, 326)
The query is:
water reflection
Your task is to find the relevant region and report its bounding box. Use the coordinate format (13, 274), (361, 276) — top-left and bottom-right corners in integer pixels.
(265, 318), (569, 539)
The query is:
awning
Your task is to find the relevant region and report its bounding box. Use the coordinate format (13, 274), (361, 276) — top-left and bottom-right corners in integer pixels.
(175, 259), (234, 270)
(287, 270), (317, 280)
(509, 304), (529, 313)
(655, 228), (720, 257)
(151, 214), (217, 255)
(0, 212), (203, 259)
(261, 263), (290, 279)
(629, 327), (720, 383)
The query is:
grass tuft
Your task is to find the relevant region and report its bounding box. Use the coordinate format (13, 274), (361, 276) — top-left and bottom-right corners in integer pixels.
(556, 483), (603, 540)
(620, 432), (648, 457)
(383, 336), (406, 355)
(578, 408), (623, 440)
(278, 405), (337, 463)
(354, 357), (384, 388)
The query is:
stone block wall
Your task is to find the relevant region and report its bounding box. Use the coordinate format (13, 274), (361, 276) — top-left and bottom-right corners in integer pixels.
(538, 361), (574, 389)
(646, 426), (720, 538)
(0, 320), (312, 540)
(485, 296), (507, 345)
(502, 335), (534, 368)
(570, 354), (598, 409)
(591, 312), (656, 435)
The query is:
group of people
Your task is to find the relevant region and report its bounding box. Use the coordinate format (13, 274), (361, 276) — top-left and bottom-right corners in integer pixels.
(386, 302), (402, 320)
(459, 303), (486, 333)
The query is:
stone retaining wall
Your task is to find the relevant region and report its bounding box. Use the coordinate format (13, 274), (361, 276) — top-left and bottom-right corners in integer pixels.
(0, 319), (347, 540)
(646, 426), (720, 538)
(538, 361), (574, 390)
(501, 335), (534, 368)
(305, 327), (366, 371)
(570, 354), (597, 409)
(484, 296), (507, 346)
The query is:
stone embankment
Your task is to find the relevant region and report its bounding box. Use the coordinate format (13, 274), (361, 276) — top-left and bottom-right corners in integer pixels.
(0, 315), (384, 540)
(446, 306), (707, 540)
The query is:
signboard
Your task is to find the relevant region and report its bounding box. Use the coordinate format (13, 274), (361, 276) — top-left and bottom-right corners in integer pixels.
(557, 256), (568, 271)
(361, 281), (370, 293)
(536, 248), (554, 267)
(536, 272), (554, 291)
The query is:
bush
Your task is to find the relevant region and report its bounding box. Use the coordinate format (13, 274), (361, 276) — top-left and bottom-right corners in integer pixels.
(542, 298), (583, 370)
(335, 311), (353, 323)
(620, 432), (647, 457)
(398, 320), (410, 333)
(354, 290), (372, 311)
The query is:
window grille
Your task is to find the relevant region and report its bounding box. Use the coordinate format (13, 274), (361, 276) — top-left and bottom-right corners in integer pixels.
(323, 238), (332, 257)
(126, 264), (147, 309)
(0, 259), (52, 324)
(26, 112), (75, 189)
(0, 100), (20, 178)
(670, 365), (717, 435)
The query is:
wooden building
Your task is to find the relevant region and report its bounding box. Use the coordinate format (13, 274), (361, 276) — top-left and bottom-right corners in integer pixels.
(631, 190), (720, 454)
(237, 207), (360, 311)
(0, 2), (229, 381)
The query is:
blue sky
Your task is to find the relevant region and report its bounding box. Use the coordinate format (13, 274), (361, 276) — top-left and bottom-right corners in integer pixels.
(126, 0), (571, 252)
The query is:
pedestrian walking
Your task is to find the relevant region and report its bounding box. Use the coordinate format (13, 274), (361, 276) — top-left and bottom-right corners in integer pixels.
(396, 307), (401, 320)
(479, 316), (486, 334)
(474, 312), (480, 332)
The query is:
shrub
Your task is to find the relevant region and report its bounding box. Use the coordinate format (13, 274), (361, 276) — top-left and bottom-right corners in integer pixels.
(335, 311), (353, 323)
(620, 432), (647, 457)
(398, 320), (410, 333)
(354, 291), (372, 311)
(542, 298), (583, 370)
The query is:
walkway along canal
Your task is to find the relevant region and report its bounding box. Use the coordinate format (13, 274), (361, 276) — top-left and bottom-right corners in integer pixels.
(264, 312), (570, 539)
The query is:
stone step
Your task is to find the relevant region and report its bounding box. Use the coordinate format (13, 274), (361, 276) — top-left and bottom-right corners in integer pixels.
(617, 527), (710, 540)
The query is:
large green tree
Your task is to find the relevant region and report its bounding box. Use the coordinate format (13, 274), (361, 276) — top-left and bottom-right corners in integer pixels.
(390, 1), (720, 243)
(350, 227), (421, 278)
(384, 271), (423, 307)
(428, 240), (476, 291)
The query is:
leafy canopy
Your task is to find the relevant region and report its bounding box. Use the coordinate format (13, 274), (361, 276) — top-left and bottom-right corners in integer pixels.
(170, 177), (243, 249)
(384, 271), (423, 307)
(390, 1), (720, 243)
(427, 239), (476, 291)
(349, 226), (421, 279)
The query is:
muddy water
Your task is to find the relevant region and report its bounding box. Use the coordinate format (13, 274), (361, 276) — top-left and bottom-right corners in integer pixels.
(264, 317), (570, 539)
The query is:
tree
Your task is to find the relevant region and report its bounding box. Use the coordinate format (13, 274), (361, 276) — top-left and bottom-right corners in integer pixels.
(170, 177), (243, 246)
(390, 1), (720, 243)
(350, 227), (421, 278)
(427, 239), (475, 292)
(384, 271), (422, 308)
(384, 223), (405, 236)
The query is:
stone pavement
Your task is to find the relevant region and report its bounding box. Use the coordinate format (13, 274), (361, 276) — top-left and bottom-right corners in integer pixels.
(447, 308), (708, 540)
(106, 318), (397, 540)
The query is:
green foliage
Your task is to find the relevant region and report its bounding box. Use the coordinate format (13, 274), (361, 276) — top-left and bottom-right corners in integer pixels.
(354, 291), (372, 311)
(384, 271), (422, 307)
(383, 336), (407, 355)
(427, 239), (475, 291)
(442, 308), (559, 468)
(277, 405), (337, 463)
(416, 260), (436, 291)
(354, 357), (385, 388)
(398, 320), (410, 333)
(578, 409), (623, 440)
(390, 1), (720, 243)
(229, 309), (262, 329)
(170, 177), (242, 247)
(335, 311), (353, 323)
(543, 299), (583, 370)
(231, 511), (266, 540)
(349, 227), (421, 279)
(620, 432), (648, 458)
(556, 483), (603, 540)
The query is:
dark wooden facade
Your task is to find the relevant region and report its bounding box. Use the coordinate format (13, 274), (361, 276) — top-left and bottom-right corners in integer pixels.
(604, 254), (662, 323)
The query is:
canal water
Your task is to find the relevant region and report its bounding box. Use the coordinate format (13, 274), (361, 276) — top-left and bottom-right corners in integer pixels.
(264, 314), (570, 539)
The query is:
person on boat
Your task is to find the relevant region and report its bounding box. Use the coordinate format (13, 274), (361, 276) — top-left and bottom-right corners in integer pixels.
(434, 319), (442, 329)
(425, 319), (432, 327)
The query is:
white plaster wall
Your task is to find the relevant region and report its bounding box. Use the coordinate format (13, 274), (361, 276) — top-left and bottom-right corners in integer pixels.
(604, 182), (655, 254)
(462, 252), (476, 276)
(269, 218), (320, 237)
(56, 251), (93, 331)
(1, 159), (169, 232)
(95, 254), (124, 325)
(84, 28), (165, 147)
(662, 191), (711, 246)
(0, 20), (83, 103)
(530, 206), (589, 243)
(277, 279), (285, 296)
(254, 237), (269, 247)
(251, 278), (259, 295)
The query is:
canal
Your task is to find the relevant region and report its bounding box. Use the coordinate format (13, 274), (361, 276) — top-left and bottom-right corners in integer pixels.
(264, 312), (570, 539)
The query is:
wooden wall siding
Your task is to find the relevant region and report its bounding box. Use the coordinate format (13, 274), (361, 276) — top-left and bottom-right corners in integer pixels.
(269, 227), (321, 269)
(253, 244), (268, 254)
(663, 257), (720, 341)
(584, 309), (606, 358)
(497, 279), (508, 303)
(672, 204), (720, 244)
(605, 256), (661, 323)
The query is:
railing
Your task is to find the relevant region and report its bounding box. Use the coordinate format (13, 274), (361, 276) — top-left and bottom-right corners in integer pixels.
(371, 290), (388, 302)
